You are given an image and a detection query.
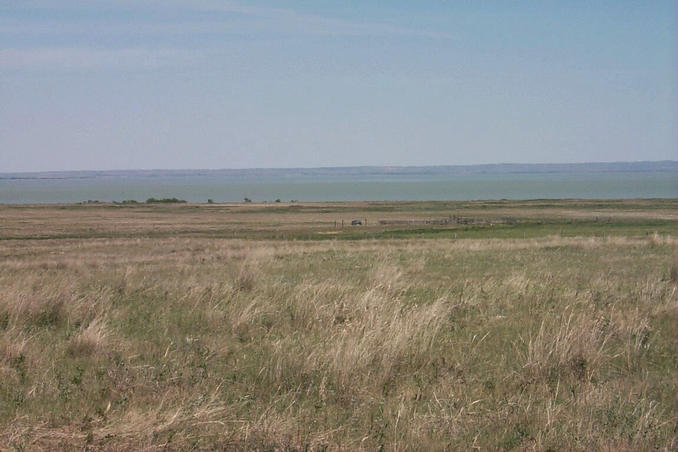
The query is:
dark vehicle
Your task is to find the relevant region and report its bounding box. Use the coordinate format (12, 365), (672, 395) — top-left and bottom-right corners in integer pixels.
(351, 219), (362, 226)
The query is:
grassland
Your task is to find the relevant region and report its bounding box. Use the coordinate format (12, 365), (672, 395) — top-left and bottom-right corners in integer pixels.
(0, 199), (676, 450)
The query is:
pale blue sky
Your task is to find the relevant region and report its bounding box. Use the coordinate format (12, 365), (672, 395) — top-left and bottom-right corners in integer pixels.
(1, 0), (676, 172)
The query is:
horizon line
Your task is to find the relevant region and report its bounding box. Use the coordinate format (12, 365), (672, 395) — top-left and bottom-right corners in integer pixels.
(2, 160), (676, 175)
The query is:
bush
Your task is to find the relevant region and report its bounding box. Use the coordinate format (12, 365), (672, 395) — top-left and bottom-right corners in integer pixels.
(146, 197), (186, 204)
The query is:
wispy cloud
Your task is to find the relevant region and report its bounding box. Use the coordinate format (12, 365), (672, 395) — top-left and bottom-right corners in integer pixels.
(0, 47), (204, 70)
(178, 0), (457, 40)
(0, 0), (455, 40)
(0, 1), (455, 71)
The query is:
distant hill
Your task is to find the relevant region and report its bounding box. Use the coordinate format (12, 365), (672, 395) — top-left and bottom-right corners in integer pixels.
(2, 161), (676, 180)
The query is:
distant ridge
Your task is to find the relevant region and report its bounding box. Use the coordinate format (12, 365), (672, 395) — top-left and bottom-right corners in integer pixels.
(1, 161), (676, 180)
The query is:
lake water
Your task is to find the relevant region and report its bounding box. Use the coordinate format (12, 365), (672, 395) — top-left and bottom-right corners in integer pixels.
(0, 167), (676, 203)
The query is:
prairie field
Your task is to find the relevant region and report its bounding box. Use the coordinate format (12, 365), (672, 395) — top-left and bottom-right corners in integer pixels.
(0, 199), (676, 450)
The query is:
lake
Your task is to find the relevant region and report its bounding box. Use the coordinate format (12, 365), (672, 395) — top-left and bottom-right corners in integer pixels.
(1, 163), (676, 203)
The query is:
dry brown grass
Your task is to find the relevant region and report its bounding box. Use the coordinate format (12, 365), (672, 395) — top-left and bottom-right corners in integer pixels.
(0, 198), (675, 240)
(0, 202), (676, 450)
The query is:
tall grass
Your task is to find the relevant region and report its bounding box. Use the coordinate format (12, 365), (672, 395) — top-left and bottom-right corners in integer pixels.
(0, 234), (676, 450)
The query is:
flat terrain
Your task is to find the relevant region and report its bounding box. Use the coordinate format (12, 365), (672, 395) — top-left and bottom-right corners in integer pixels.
(1, 198), (676, 241)
(0, 199), (676, 450)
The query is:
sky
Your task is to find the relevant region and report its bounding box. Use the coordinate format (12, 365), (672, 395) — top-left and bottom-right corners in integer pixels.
(1, 0), (676, 172)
